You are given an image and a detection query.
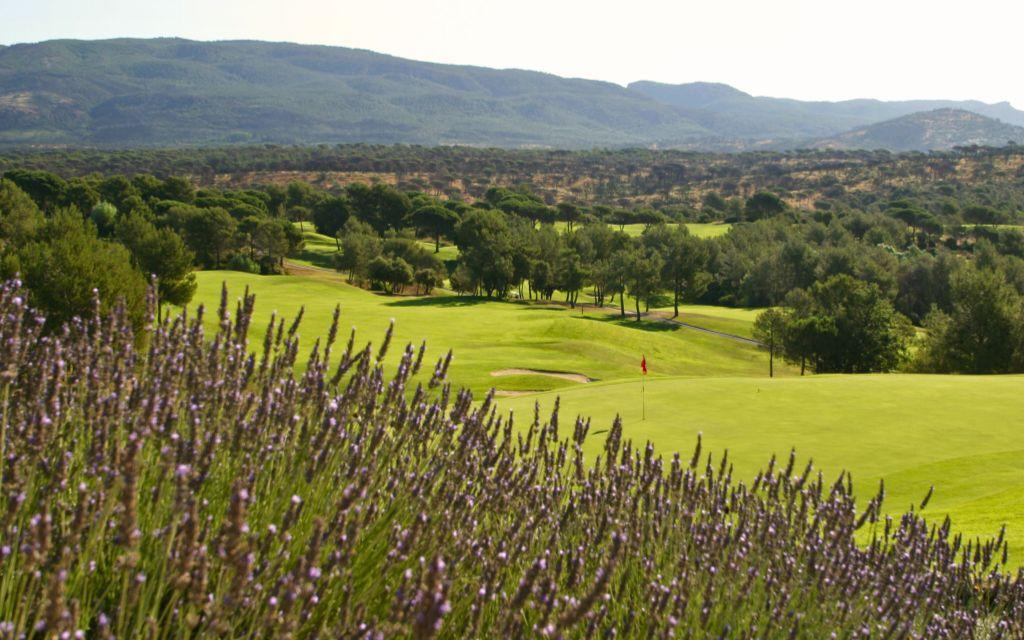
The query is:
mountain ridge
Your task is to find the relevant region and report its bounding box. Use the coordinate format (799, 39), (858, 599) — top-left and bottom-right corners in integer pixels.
(0, 38), (1021, 150)
(628, 80), (1024, 140)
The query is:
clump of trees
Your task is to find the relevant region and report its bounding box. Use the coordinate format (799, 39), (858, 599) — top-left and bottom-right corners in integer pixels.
(915, 265), (1024, 373)
(0, 179), (150, 331)
(754, 276), (913, 375)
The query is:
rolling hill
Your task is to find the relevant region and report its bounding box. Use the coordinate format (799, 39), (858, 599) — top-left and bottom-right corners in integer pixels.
(1, 38), (1023, 150)
(813, 108), (1024, 151)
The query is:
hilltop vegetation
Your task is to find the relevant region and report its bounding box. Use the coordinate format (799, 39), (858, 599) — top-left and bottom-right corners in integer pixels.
(1, 38), (1023, 150)
(6, 144), (1024, 215)
(816, 109), (1024, 151)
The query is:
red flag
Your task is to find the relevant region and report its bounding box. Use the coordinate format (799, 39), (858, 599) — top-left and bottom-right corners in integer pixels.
(641, 355), (647, 375)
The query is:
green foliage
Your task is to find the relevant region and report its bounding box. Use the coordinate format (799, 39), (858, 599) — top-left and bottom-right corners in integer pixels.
(702, 191), (728, 212)
(226, 253), (261, 274)
(409, 204), (460, 252)
(312, 196), (352, 240)
(63, 178), (101, 213)
(116, 212), (197, 306)
(247, 217), (293, 274)
(89, 201), (118, 237)
(334, 219), (383, 281)
(97, 175), (145, 215)
(455, 209), (515, 297)
(613, 247), (663, 321)
(182, 207), (237, 268)
(2, 168), (66, 211)
(744, 192), (786, 221)
(641, 224), (710, 317)
(752, 308), (787, 377)
(8, 150), (1024, 380)
(916, 266), (1024, 373)
(962, 204), (1009, 225)
(366, 255), (413, 293)
(157, 175), (196, 203)
(0, 178), (44, 245)
(782, 275), (913, 373)
(413, 268), (440, 294)
(347, 183), (412, 234)
(4, 210), (148, 332)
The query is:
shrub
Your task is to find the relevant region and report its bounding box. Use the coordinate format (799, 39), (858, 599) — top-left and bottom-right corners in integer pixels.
(414, 267), (440, 295)
(89, 201), (118, 237)
(367, 255), (413, 293)
(227, 253), (261, 274)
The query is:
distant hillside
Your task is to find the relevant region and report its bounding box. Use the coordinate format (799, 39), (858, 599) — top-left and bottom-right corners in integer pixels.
(1, 38), (1022, 150)
(0, 38), (712, 148)
(628, 81), (1024, 141)
(813, 109), (1024, 151)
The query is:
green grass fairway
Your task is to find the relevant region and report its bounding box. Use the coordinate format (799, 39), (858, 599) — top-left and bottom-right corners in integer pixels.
(682, 222), (732, 238)
(297, 227), (460, 265)
(653, 304), (765, 338)
(292, 229), (338, 268)
(189, 271), (778, 396)
(497, 374), (1024, 560)
(615, 222), (732, 238)
(556, 222), (732, 238)
(418, 241), (459, 262)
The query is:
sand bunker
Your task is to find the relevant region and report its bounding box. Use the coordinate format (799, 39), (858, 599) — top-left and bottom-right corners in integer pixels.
(490, 368), (594, 384)
(493, 390), (542, 398)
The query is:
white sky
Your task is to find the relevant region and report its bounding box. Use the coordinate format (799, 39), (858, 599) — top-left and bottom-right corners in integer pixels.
(3, 0), (1021, 108)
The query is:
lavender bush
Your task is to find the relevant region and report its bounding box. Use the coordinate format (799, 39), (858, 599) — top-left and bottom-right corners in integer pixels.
(0, 278), (1021, 638)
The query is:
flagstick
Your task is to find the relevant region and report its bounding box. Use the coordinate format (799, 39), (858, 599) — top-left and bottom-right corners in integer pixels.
(642, 375), (646, 421)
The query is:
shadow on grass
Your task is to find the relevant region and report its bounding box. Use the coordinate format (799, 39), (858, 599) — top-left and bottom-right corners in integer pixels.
(385, 296), (491, 308)
(293, 250), (336, 269)
(517, 304), (570, 312)
(582, 315), (679, 333)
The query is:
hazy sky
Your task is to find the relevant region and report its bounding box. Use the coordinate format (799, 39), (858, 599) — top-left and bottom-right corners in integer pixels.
(3, 0), (1022, 107)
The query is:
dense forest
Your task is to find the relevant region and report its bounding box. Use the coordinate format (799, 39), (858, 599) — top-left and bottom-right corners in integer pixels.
(3, 144), (1024, 375)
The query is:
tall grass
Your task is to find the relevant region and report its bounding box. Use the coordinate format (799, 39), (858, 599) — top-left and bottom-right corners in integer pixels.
(0, 278), (1021, 638)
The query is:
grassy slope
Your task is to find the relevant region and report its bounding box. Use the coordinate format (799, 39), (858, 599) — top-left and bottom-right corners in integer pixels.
(191, 271), (778, 397)
(498, 374), (1024, 557)
(655, 304), (764, 338)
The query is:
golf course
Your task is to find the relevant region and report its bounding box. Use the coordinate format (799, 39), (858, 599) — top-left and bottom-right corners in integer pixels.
(189, 265), (1024, 562)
